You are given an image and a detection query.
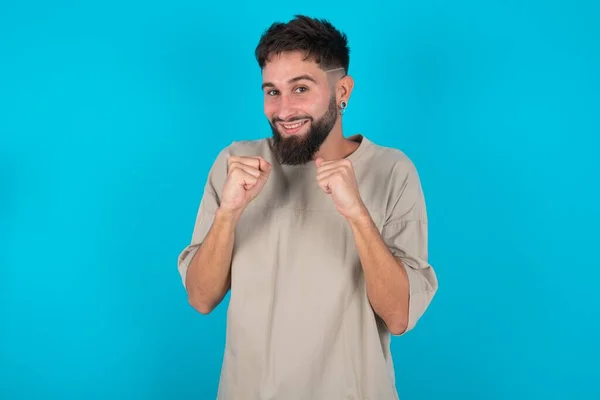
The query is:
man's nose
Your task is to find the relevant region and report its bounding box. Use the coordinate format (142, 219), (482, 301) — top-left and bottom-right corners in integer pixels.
(276, 95), (297, 121)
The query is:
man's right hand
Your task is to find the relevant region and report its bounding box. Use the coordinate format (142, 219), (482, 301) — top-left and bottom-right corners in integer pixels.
(220, 156), (272, 213)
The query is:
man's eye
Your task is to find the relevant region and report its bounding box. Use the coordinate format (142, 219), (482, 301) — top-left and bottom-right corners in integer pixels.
(294, 87), (308, 93)
(266, 90), (279, 96)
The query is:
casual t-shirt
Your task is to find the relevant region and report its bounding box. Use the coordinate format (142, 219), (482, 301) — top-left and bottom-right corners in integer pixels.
(178, 134), (438, 400)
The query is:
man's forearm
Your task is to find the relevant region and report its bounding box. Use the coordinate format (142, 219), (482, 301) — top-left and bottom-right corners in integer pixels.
(185, 208), (242, 314)
(348, 211), (410, 335)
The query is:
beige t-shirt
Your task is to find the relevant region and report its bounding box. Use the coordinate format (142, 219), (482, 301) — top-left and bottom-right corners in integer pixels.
(178, 135), (438, 400)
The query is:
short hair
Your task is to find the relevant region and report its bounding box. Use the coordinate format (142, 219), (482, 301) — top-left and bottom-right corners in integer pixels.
(255, 15), (350, 74)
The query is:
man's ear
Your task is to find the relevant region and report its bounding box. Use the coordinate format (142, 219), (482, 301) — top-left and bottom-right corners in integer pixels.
(337, 74), (355, 104)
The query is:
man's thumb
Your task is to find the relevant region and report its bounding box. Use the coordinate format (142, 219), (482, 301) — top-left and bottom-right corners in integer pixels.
(259, 157), (272, 172)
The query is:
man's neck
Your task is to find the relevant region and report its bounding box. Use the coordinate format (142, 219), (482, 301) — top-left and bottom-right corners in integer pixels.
(315, 128), (361, 161)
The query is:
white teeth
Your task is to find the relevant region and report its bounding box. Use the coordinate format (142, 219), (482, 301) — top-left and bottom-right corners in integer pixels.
(283, 120), (306, 129)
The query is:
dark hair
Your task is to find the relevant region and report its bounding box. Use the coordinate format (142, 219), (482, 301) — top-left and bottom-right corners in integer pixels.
(255, 15), (350, 74)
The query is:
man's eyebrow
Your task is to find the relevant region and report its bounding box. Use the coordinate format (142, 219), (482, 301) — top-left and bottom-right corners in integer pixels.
(288, 74), (318, 84)
(261, 74), (318, 90)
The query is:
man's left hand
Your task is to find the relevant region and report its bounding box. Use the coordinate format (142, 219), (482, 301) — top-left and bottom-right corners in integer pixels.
(315, 157), (369, 221)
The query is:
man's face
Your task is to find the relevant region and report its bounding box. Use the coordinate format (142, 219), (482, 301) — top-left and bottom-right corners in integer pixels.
(262, 51), (339, 165)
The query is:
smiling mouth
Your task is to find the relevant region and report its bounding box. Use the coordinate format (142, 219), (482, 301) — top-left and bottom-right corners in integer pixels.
(278, 119), (309, 135)
(282, 120), (306, 129)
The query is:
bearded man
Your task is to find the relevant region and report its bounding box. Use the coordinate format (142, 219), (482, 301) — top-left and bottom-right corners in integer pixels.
(177, 14), (438, 400)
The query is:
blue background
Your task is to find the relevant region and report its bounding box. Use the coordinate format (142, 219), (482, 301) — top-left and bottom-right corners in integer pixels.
(1, 1), (599, 399)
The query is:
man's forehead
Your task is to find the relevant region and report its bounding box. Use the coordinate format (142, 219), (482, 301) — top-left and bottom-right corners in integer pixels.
(263, 61), (319, 79)
(262, 58), (341, 85)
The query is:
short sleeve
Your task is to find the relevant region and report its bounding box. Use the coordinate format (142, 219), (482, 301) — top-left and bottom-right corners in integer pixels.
(381, 160), (438, 334)
(177, 147), (230, 288)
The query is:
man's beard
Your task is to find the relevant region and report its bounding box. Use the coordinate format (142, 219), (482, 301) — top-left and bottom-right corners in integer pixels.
(270, 95), (338, 166)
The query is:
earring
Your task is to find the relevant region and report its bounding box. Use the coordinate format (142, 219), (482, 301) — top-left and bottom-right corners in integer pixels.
(339, 100), (348, 115)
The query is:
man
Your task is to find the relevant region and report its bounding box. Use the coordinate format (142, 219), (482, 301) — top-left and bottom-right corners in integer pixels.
(177, 15), (438, 400)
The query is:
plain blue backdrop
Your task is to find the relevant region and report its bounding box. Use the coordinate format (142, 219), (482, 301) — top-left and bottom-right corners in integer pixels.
(1, 1), (599, 399)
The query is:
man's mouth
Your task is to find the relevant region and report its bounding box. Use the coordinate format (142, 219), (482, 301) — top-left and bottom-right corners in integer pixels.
(278, 119), (309, 135)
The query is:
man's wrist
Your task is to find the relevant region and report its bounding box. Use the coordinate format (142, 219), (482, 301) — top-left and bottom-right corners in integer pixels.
(346, 204), (374, 228)
(215, 206), (244, 225)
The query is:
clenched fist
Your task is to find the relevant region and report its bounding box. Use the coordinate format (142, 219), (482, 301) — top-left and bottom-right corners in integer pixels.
(315, 157), (368, 221)
(220, 156), (272, 213)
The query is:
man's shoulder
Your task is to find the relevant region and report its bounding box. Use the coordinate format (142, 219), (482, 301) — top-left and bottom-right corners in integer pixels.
(221, 138), (272, 157)
(362, 137), (418, 176)
(362, 138), (427, 214)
